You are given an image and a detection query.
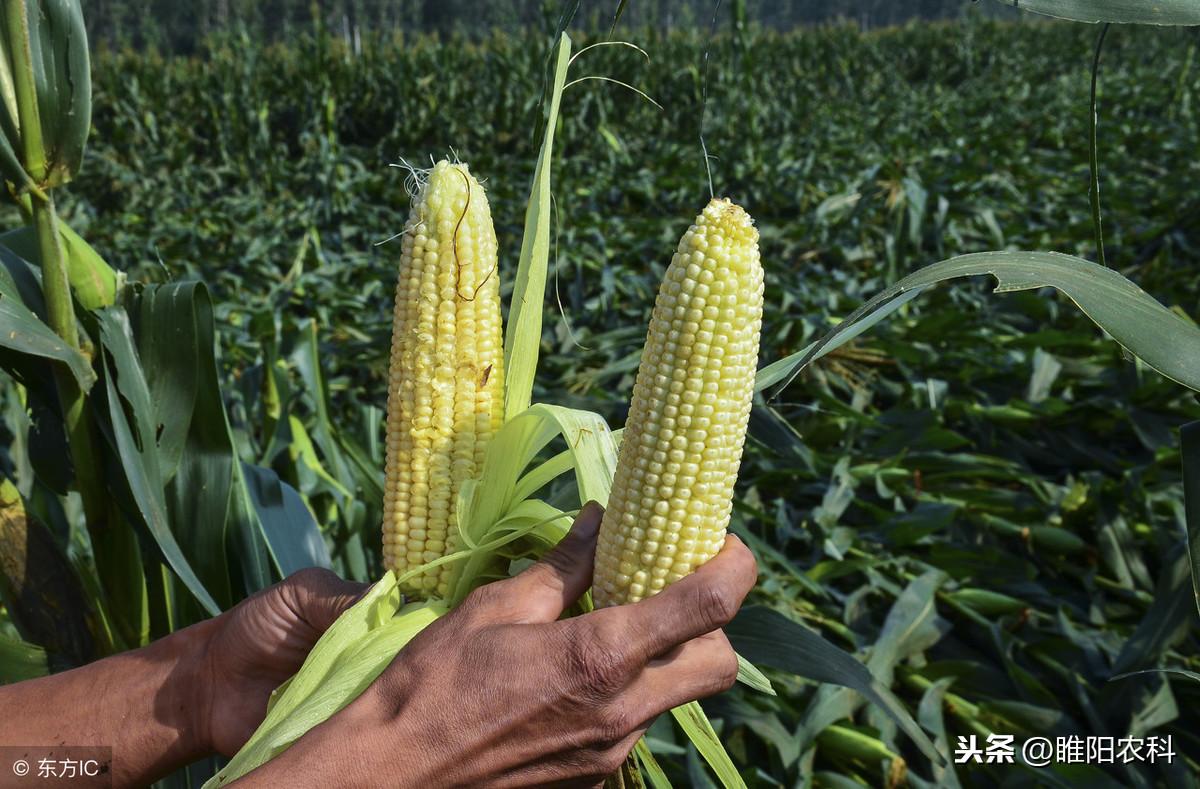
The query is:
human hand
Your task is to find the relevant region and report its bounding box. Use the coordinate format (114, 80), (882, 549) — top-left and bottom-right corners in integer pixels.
(198, 567), (368, 756)
(262, 501), (757, 788)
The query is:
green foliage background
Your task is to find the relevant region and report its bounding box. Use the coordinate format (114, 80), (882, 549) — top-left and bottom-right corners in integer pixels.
(3, 10), (1199, 787)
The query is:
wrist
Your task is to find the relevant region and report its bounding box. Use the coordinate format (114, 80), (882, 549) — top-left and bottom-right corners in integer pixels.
(160, 615), (222, 757)
(103, 615), (222, 782)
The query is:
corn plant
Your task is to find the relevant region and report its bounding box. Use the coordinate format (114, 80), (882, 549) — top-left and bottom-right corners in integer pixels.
(1, 1), (1198, 786)
(0, 0), (330, 685)
(204, 28), (953, 789)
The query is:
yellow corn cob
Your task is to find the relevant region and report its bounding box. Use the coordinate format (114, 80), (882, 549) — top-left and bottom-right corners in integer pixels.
(593, 198), (763, 608)
(381, 160), (504, 597)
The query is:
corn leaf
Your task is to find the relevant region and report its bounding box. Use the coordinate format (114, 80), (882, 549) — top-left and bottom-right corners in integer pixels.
(610, 0), (631, 32)
(634, 739), (672, 789)
(0, 246), (95, 391)
(763, 251), (1200, 397)
(503, 32), (571, 421)
(127, 281), (328, 598)
(0, 479), (97, 666)
(0, 0), (92, 188)
(450, 498), (573, 574)
(127, 280), (231, 618)
(241, 462), (332, 576)
(450, 497), (577, 598)
(0, 629), (47, 682)
(1183, 422), (1200, 621)
(670, 701), (747, 789)
(915, 678), (962, 788)
(126, 282), (282, 611)
(445, 402), (617, 601)
(285, 415), (352, 501)
(989, 0), (1200, 25)
(128, 282), (200, 484)
(735, 653), (775, 696)
(287, 319), (352, 484)
(29, 0), (92, 185)
(462, 403), (616, 548)
(479, 499), (576, 578)
(514, 427), (624, 504)
(512, 446), (576, 503)
(459, 408), (563, 551)
(130, 281), (275, 601)
(96, 309), (221, 617)
(727, 605), (943, 764)
(1111, 547), (1193, 675)
(0, 242), (48, 315)
(204, 576), (447, 787)
(755, 288), (926, 393)
(86, 514), (148, 650)
(1111, 668), (1200, 685)
(533, 404), (618, 506)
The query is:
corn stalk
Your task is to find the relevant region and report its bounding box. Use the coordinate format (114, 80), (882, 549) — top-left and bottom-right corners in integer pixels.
(1, 0), (104, 529)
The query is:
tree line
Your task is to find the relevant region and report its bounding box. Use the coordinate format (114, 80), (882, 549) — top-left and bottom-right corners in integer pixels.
(85, 0), (1020, 52)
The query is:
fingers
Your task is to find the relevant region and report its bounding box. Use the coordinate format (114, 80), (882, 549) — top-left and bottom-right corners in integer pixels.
(280, 567), (372, 632)
(479, 501), (604, 623)
(588, 535), (757, 662)
(627, 631), (740, 719)
(565, 633), (737, 757)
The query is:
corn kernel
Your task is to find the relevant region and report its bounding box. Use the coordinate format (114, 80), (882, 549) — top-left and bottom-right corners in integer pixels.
(593, 199), (763, 607)
(381, 160), (504, 598)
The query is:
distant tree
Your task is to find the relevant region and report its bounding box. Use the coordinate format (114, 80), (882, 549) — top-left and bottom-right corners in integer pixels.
(82, 0), (1018, 51)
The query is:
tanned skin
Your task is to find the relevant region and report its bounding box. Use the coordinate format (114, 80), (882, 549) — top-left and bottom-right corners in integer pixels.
(0, 502), (757, 788)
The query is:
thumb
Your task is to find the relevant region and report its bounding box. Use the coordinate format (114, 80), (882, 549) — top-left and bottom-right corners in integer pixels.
(491, 501), (605, 623)
(282, 567), (372, 633)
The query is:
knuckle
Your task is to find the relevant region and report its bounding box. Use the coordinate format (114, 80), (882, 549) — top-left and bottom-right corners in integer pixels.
(715, 646), (739, 693)
(598, 706), (634, 744)
(275, 566), (341, 613)
(696, 582), (738, 631)
(455, 586), (504, 626)
(736, 544), (759, 586)
(722, 537), (758, 587)
(523, 562), (565, 600)
(286, 566), (335, 588)
(539, 540), (577, 577)
(463, 582), (503, 612)
(584, 647), (628, 696)
(570, 628), (628, 697)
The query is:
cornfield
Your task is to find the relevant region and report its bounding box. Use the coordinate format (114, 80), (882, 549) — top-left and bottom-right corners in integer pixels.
(1, 2), (1199, 787)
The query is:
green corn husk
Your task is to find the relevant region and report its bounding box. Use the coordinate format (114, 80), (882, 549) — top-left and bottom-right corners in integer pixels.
(945, 587), (1028, 617)
(0, 222), (119, 309)
(816, 725), (907, 789)
(1027, 525), (1088, 555)
(203, 574), (446, 787)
